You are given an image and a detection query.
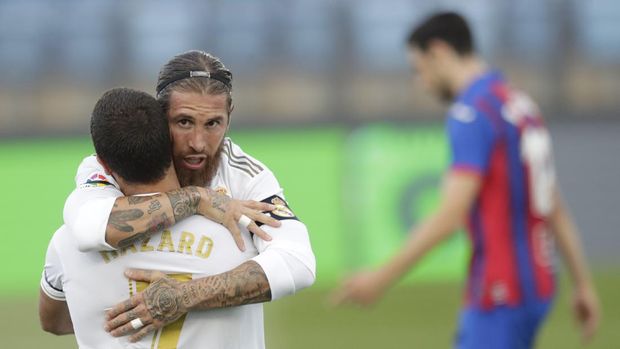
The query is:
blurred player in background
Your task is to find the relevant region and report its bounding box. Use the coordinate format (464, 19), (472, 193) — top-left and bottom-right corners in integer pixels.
(40, 88), (270, 348)
(60, 51), (315, 341)
(334, 12), (599, 349)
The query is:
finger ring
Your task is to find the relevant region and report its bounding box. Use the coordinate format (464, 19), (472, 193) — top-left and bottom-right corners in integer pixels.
(237, 214), (252, 228)
(130, 318), (144, 330)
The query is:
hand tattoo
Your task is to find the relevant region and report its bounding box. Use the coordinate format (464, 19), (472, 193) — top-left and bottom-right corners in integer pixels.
(205, 188), (230, 214)
(143, 278), (185, 323)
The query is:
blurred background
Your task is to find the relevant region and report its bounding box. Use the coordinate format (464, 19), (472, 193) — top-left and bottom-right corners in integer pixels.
(0, 0), (618, 348)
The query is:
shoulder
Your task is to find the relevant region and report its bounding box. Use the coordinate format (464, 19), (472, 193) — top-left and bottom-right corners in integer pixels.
(447, 101), (492, 130)
(47, 225), (73, 257)
(216, 138), (282, 201)
(220, 138), (270, 180)
(448, 102), (478, 123)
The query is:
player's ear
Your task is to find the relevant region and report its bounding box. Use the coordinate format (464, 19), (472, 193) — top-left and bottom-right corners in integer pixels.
(227, 104), (234, 131)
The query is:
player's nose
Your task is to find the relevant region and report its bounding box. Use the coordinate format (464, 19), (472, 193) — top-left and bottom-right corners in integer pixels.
(188, 129), (207, 153)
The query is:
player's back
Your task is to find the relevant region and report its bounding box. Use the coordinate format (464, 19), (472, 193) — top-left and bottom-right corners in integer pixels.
(48, 216), (262, 349)
(449, 71), (556, 310)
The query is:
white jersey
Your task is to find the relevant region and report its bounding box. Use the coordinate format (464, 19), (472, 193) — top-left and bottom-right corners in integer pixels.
(63, 137), (315, 300)
(42, 217), (264, 349)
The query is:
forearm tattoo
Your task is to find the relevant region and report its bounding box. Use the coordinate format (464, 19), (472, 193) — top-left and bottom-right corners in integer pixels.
(117, 213), (172, 248)
(147, 200), (162, 214)
(127, 196), (153, 205)
(166, 187), (201, 222)
(108, 192), (185, 247)
(108, 209), (144, 233)
(181, 261), (272, 310)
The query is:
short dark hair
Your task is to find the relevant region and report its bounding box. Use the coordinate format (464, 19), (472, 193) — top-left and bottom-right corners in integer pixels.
(90, 88), (172, 184)
(407, 12), (474, 55)
(156, 50), (233, 114)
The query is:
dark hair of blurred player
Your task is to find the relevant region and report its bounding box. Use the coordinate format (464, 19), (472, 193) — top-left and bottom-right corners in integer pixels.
(91, 87), (172, 185)
(406, 12), (482, 103)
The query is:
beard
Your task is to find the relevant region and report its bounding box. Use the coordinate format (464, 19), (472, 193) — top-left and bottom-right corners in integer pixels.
(175, 142), (224, 187)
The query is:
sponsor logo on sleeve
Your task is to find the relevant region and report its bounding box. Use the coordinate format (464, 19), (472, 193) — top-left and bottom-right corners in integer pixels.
(449, 103), (476, 123)
(80, 173), (114, 189)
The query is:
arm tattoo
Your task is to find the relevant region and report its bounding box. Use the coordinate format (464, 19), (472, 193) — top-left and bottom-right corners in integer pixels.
(166, 187), (201, 222)
(127, 196), (153, 205)
(117, 213), (171, 248)
(145, 213), (172, 235)
(107, 188), (199, 248)
(181, 261), (271, 310)
(108, 209), (144, 233)
(147, 200), (162, 214)
(138, 262), (270, 329)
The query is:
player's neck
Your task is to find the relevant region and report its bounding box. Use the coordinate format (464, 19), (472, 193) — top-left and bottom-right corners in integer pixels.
(121, 166), (181, 196)
(451, 56), (487, 97)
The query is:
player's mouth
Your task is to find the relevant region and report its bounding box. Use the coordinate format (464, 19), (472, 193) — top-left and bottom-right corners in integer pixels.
(182, 155), (207, 170)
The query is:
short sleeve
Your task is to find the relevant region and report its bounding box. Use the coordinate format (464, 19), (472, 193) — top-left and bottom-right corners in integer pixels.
(63, 155), (123, 252)
(243, 168), (315, 299)
(40, 234), (66, 301)
(447, 103), (494, 175)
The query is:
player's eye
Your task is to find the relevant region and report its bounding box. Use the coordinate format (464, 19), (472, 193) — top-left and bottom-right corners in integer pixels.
(177, 119), (192, 128)
(206, 119), (221, 128)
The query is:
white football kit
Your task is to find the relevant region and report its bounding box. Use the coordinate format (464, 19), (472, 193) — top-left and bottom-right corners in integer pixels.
(42, 217), (264, 349)
(63, 137), (315, 300)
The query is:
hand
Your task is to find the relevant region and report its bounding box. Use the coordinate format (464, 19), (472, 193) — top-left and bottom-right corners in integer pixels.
(104, 269), (188, 343)
(572, 283), (600, 343)
(331, 270), (389, 307)
(197, 188), (281, 251)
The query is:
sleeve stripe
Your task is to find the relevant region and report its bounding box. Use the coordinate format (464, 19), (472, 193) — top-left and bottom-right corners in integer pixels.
(44, 270), (64, 292)
(223, 146), (258, 176)
(40, 277), (65, 301)
(225, 139), (264, 172)
(223, 152), (258, 177)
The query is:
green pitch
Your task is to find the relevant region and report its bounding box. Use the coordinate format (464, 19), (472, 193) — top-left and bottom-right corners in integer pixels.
(4, 274), (619, 348)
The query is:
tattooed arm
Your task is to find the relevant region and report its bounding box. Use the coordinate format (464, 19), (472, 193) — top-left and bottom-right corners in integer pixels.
(66, 185), (279, 251)
(107, 187), (279, 250)
(105, 261), (270, 341)
(105, 187), (201, 249)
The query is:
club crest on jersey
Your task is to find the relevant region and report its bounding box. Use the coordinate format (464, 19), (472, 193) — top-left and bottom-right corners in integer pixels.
(259, 195), (298, 223)
(271, 197), (295, 218)
(449, 103), (476, 123)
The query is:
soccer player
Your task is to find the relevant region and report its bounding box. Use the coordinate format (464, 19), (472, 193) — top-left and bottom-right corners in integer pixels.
(334, 12), (599, 348)
(40, 88), (274, 347)
(61, 51), (315, 341)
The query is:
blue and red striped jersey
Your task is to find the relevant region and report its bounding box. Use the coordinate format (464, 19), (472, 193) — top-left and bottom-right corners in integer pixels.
(447, 70), (556, 310)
